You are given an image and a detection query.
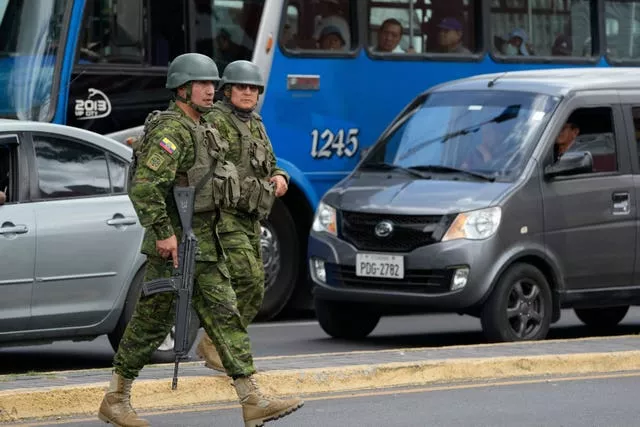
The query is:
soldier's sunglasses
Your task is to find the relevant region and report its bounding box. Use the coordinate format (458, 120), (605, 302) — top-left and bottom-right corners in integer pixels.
(236, 84), (260, 92)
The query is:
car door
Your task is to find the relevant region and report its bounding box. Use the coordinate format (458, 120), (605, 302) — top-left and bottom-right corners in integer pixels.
(541, 94), (636, 294)
(27, 132), (142, 330)
(0, 133), (34, 334)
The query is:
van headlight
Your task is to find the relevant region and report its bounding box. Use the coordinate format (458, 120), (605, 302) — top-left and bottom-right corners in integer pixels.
(312, 202), (337, 236)
(442, 207), (502, 241)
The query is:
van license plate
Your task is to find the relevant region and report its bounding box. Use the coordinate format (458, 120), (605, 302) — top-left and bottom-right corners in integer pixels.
(355, 253), (404, 279)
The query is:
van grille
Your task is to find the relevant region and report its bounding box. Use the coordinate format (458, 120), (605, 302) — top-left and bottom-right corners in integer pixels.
(325, 263), (452, 294)
(340, 211), (444, 252)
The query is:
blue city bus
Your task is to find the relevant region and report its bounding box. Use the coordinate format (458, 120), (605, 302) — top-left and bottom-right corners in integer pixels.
(1, 0), (638, 320)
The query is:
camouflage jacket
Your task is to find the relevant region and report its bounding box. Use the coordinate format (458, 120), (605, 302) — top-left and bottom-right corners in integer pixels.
(204, 105), (289, 236)
(130, 102), (220, 262)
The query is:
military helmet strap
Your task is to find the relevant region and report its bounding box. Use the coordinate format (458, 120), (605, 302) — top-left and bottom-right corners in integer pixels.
(174, 82), (214, 114)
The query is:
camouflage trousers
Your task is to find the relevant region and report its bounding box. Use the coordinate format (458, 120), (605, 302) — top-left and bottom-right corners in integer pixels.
(220, 228), (265, 327)
(113, 257), (256, 379)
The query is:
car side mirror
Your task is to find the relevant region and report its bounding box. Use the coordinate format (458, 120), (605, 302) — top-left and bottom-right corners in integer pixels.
(544, 151), (593, 178)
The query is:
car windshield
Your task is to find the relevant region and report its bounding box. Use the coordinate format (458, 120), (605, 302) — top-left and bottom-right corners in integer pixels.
(360, 90), (560, 181)
(0, 0), (69, 120)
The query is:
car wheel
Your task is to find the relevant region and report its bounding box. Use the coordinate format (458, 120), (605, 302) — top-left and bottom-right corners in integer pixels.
(108, 266), (201, 363)
(256, 198), (299, 320)
(574, 306), (629, 329)
(315, 298), (380, 340)
(481, 263), (552, 343)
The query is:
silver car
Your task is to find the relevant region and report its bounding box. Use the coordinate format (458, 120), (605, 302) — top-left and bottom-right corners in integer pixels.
(0, 120), (197, 361)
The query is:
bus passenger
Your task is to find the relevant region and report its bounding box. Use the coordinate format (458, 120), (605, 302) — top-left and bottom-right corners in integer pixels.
(313, 0), (351, 49)
(372, 18), (410, 53)
(318, 24), (347, 50)
(435, 17), (470, 54)
(501, 28), (534, 56)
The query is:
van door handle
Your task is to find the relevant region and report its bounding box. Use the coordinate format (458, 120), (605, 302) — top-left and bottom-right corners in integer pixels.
(612, 192), (630, 215)
(0, 223), (28, 234)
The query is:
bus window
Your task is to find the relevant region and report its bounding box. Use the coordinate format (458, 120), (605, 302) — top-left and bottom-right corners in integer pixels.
(281, 4), (299, 50)
(76, 0), (145, 64)
(193, 0), (265, 72)
(149, 0), (189, 66)
(280, 0), (358, 53)
(368, 1), (422, 54)
(605, 0), (640, 61)
(367, 0), (479, 56)
(490, 0), (593, 58)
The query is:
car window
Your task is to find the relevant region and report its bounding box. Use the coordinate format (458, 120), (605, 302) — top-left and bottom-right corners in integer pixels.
(0, 135), (18, 203)
(33, 134), (110, 200)
(557, 107), (618, 173)
(108, 154), (128, 193)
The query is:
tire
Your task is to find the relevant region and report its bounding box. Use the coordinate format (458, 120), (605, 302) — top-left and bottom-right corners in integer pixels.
(256, 198), (299, 320)
(574, 306), (629, 329)
(108, 266), (201, 363)
(315, 298), (380, 340)
(481, 263), (553, 343)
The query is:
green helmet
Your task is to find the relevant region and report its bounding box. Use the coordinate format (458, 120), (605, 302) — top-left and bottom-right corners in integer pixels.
(220, 60), (264, 94)
(166, 53), (220, 89)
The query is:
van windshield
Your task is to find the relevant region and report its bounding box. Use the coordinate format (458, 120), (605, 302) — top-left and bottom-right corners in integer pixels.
(361, 90), (560, 181)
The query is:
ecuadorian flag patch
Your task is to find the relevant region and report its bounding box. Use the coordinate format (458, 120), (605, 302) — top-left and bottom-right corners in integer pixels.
(159, 137), (177, 155)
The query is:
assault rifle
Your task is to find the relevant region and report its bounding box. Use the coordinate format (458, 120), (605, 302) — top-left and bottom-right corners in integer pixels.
(141, 186), (197, 390)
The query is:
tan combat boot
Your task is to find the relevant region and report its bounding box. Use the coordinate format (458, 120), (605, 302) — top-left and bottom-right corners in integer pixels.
(98, 372), (150, 427)
(195, 334), (225, 372)
(234, 375), (304, 427)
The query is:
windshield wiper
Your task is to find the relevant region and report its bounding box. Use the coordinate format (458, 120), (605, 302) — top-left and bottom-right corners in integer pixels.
(408, 165), (496, 182)
(360, 162), (430, 179)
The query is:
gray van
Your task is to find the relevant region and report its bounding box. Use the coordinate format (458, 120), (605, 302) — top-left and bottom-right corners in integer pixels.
(307, 68), (640, 343)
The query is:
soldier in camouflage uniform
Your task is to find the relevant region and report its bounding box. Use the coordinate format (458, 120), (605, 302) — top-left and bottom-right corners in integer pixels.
(97, 53), (302, 427)
(195, 60), (289, 374)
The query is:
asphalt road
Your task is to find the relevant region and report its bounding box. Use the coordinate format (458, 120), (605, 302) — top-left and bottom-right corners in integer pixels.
(16, 371), (640, 427)
(2, 308), (640, 374)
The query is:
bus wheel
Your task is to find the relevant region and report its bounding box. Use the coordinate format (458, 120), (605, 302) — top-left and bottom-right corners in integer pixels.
(258, 198), (299, 320)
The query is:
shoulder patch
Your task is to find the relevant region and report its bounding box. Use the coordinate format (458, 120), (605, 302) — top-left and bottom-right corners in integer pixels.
(145, 153), (165, 171)
(159, 137), (177, 155)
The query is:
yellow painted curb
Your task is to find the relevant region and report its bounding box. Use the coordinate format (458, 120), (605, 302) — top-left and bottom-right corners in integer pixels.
(1, 350), (640, 422)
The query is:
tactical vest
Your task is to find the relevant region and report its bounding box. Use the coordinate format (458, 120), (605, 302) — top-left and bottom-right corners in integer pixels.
(131, 109), (240, 213)
(214, 103), (275, 219)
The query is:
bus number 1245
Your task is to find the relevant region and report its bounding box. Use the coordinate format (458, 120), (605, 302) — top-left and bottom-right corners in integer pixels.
(311, 128), (360, 159)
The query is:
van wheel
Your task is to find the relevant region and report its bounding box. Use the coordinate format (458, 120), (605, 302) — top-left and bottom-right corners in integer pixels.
(574, 306), (629, 329)
(481, 263), (552, 343)
(108, 266), (201, 363)
(315, 298), (380, 339)
(257, 198), (299, 320)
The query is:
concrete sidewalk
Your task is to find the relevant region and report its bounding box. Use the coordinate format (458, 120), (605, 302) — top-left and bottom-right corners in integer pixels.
(1, 335), (639, 422)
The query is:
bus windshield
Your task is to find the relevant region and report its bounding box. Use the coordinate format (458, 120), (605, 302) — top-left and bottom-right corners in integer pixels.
(0, 0), (69, 120)
(361, 90), (560, 181)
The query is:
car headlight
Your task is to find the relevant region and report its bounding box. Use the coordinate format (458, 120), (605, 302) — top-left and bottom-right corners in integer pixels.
(312, 202), (337, 236)
(442, 207), (502, 241)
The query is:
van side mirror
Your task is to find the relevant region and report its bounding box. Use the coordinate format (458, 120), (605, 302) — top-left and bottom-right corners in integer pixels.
(544, 151), (593, 178)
